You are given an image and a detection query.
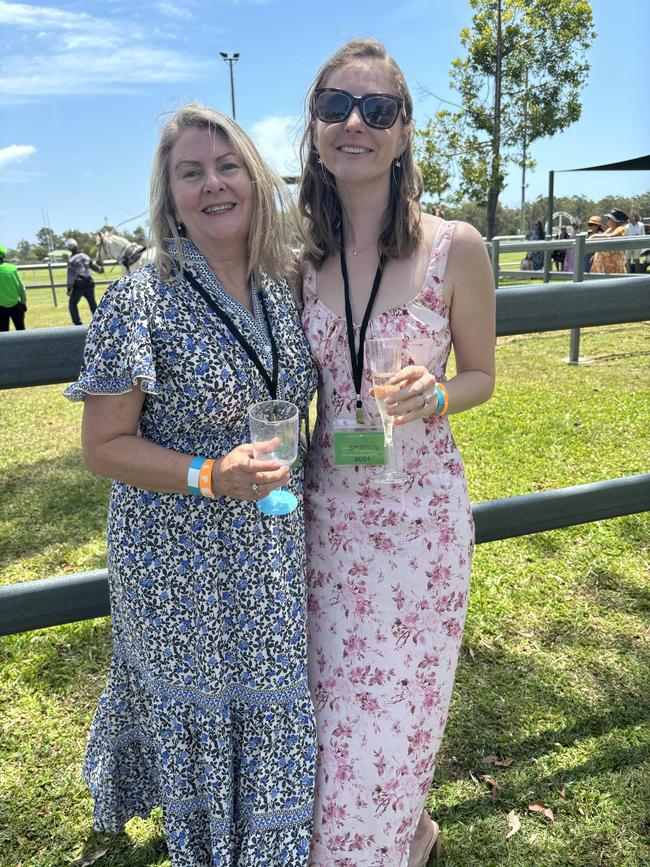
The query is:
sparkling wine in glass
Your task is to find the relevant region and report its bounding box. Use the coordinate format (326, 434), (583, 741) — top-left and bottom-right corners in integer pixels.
(248, 399), (299, 515)
(366, 337), (408, 485)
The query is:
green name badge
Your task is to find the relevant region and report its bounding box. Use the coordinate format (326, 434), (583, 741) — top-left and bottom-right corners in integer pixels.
(333, 429), (385, 466)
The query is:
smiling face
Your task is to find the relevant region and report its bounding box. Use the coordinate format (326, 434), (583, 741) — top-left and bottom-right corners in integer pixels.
(169, 126), (254, 258)
(313, 59), (407, 191)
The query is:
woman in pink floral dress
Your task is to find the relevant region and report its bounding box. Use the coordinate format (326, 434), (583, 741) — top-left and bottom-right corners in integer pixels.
(298, 39), (496, 866)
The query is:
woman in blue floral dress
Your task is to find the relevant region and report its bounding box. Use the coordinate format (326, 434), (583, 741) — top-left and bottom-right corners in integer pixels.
(65, 104), (317, 866)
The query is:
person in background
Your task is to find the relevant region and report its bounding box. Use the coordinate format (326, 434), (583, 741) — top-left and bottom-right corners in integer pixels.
(590, 207), (627, 274)
(64, 104), (317, 865)
(531, 219), (545, 270)
(552, 226), (569, 271)
(624, 212), (645, 273)
(584, 214), (604, 274)
(299, 38), (495, 866)
(66, 238), (104, 325)
(0, 245), (27, 331)
(562, 218), (581, 274)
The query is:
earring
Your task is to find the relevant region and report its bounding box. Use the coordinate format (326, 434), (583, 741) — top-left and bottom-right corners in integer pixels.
(395, 158), (402, 168)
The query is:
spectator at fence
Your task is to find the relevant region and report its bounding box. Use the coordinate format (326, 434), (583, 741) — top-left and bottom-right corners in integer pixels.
(624, 212), (645, 273)
(65, 238), (103, 326)
(552, 226), (569, 271)
(563, 219), (581, 274)
(585, 214), (604, 273)
(531, 219), (545, 269)
(0, 245), (27, 332)
(590, 207), (627, 274)
(520, 250), (534, 270)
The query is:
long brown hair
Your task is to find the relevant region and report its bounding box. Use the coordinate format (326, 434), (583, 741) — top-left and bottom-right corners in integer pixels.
(150, 103), (295, 282)
(299, 39), (423, 267)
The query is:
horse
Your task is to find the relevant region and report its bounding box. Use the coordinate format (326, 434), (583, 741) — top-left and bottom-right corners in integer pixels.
(96, 229), (156, 275)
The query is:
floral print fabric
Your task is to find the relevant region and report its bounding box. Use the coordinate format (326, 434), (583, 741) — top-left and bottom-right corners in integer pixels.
(590, 225), (626, 274)
(302, 222), (474, 866)
(65, 239), (318, 866)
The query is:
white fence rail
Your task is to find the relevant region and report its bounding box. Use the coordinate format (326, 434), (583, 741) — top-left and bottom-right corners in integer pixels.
(16, 260), (121, 307)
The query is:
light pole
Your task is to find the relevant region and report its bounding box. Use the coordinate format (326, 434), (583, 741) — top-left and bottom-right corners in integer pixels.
(219, 52), (239, 120)
(519, 66), (528, 236)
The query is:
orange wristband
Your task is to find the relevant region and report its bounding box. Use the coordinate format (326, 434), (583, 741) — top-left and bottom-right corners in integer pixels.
(436, 382), (449, 416)
(198, 459), (216, 499)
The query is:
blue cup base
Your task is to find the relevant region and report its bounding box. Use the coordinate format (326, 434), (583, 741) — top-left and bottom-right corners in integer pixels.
(257, 490), (298, 516)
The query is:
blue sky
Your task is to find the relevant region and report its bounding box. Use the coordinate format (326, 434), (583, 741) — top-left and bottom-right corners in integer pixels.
(1, 0), (648, 248)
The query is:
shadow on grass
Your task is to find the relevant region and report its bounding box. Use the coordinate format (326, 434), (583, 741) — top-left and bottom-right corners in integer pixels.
(450, 638), (649, 758)
(75, 828), (168, 867)
(582, 567), (650, 615)
(437, 551), (650, 847)
(431, 638), (650, 863)
(614, 513), (650, 551)
(8, 619), (112, 694)
(0, 452), (110, 566)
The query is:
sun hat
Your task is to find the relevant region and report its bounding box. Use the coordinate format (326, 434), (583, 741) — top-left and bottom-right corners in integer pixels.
(587, 215), (603, 228)
(604, 207), (628, 223)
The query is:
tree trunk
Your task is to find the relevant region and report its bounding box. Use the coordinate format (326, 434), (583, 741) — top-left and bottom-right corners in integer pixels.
(486, 0), (503, 241)
(486, 185), (499, 241)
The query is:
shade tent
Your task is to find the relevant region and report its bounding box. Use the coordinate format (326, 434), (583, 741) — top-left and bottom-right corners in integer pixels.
(563, 155), (650, 173)
(546, 153), (650, 231)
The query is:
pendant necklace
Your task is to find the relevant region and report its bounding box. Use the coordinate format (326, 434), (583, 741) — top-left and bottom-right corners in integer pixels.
(349, 240), (378, 257)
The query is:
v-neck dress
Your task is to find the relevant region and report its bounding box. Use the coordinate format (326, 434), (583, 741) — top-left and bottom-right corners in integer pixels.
(65, 239), (318, 866)
(302, 221), (474, 866)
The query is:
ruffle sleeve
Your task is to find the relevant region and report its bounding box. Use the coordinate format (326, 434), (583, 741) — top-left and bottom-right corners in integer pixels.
(64, 270), (162, 402)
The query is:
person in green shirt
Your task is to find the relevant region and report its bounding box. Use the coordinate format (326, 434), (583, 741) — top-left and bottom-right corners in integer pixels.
(0, 245), (27, 331)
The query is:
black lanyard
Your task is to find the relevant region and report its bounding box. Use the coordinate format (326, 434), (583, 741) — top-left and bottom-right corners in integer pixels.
(341, 248), (385, 424)
(182, 267), (279, 399)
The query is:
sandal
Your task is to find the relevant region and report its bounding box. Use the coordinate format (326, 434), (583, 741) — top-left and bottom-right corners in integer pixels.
(410, 814), (441, 866)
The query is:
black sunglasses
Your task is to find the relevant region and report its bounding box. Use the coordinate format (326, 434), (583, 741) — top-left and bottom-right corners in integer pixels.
(313, 88), (404, 130)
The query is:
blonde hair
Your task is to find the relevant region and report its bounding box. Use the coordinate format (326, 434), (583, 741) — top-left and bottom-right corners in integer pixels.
(150, 103), (295, 282)
(298, 38), (423, 267)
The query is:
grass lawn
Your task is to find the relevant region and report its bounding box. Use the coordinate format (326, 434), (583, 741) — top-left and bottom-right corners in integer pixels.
(0, 314), (648, 865)
(18, 264), (121, 330)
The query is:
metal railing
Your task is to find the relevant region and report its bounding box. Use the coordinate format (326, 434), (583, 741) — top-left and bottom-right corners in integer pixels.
(16, 260), (122, 307)
(489, 233), (649, 287)
(489, 235), (650, 362)
(1, 276), (649, 635)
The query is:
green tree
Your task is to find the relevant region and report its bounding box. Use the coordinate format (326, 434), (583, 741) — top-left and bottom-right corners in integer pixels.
(417, 0), (595, 239)
(129, 225), (148, 247)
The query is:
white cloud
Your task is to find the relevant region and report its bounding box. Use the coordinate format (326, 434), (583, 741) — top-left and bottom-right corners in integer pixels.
(0, 0), (209, 99)
(155, 1), (194, 19)
(0, 1), (115, 33)
(251, 116), (302, 178)
(0, 144), (36, 170)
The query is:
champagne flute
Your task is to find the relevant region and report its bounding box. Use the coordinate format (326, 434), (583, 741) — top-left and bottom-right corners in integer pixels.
(248, 399), (299, 516)
(366, 337), (408, 485)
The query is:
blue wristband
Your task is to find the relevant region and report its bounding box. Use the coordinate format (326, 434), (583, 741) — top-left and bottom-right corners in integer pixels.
(187, 456), (206, 496)
(434, 385), (444, 415)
